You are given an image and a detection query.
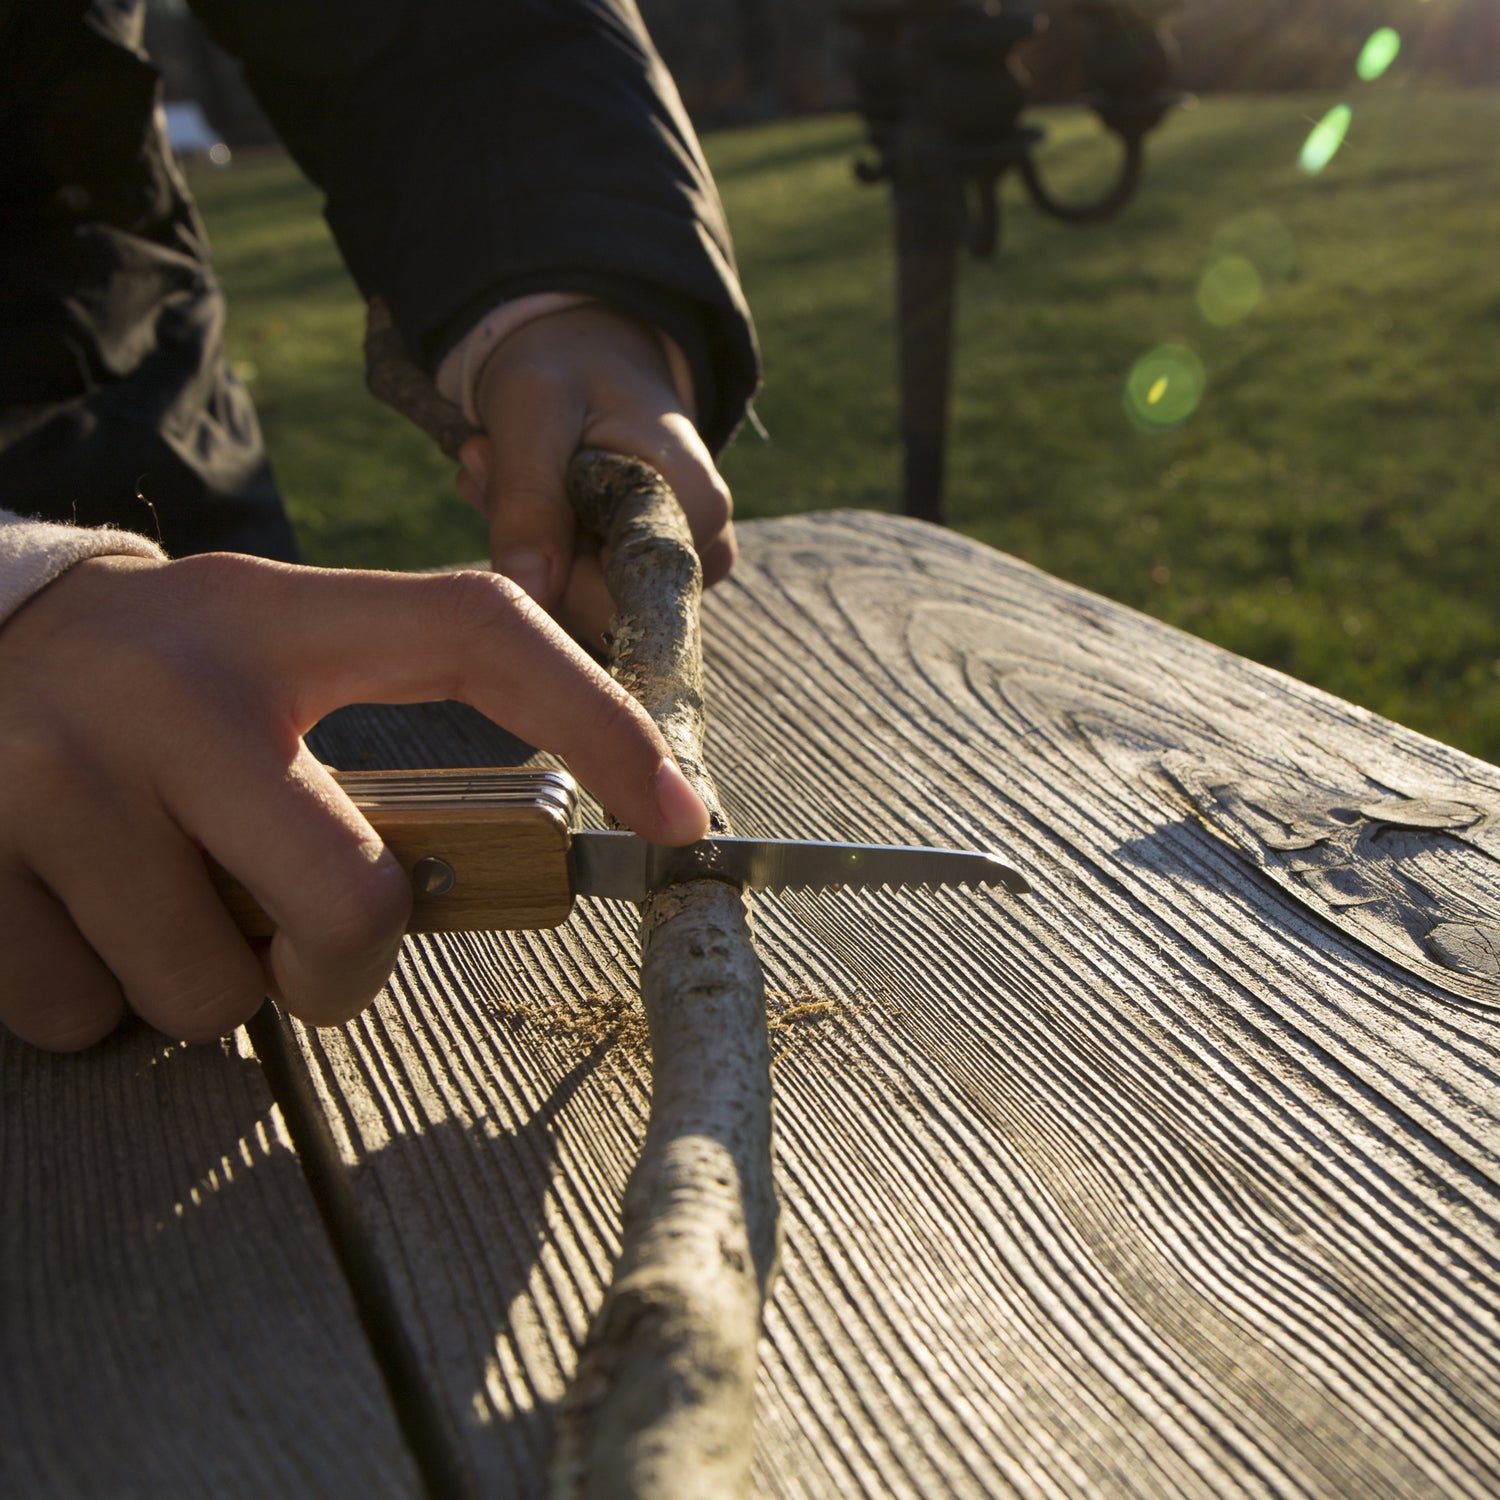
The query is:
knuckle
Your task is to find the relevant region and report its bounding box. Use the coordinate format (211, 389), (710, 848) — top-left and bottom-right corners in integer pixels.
(429, 569), (554, 694)
(585, 678), (651, 751)
(491, 478), (561, 514)
(488, 481), (568, 538)
(435, 568), (525, 638)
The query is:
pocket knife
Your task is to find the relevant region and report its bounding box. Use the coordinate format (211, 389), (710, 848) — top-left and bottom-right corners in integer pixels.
(216, 768), (1028, 937)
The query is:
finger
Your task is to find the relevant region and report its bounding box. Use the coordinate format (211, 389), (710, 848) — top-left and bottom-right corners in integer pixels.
(584, 411), (737, 584)
(556, 552), (618, 651)
(455, 434), (492, 515)
(639, 413), (734, 555)
(583, 409), (732, 546)
(0, 870), (125, 1051)
(19, 787), (267, 1045)
(478, 365), (581, 611)
(698, 529), (738, 591)
(238, 562), (708, 845)
(178, 747), (412, 1028)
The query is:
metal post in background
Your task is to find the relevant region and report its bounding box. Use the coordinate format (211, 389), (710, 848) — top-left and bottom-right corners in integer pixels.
(843, 0), (1182, 523)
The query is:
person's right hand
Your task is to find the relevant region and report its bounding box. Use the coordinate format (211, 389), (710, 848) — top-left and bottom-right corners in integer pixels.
(0, 551), (707, 1052)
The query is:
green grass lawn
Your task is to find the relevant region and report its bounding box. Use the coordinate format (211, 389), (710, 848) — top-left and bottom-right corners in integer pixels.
(187, 87), (1500, 763)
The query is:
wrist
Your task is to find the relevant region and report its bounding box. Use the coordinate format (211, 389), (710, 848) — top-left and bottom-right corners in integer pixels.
(0, 513), (166, 633)
(435, 294), (596, 426)
(437, 296), (698, 429)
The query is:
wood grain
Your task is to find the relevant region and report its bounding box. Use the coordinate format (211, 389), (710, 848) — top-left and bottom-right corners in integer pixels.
(288, 512), (1500, 1497)
(0, 1018), (420, 1498)
(14, 512), (1495, 1497)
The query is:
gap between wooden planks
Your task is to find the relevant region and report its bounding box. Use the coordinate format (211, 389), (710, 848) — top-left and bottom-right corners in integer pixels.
(0, 1018), (422, 1497)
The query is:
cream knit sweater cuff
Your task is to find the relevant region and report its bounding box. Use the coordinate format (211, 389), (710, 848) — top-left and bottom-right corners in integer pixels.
(0, 511), (167, 631)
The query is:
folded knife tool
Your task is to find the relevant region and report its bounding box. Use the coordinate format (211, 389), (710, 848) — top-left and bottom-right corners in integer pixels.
(217, 768), (1028, 937)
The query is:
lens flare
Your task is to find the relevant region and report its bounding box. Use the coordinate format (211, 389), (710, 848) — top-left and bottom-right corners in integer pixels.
(1197, 254), (1264, 326)
(1300, 104), (1352, 174)
(1125, 345), (1206, 433)
(1357, 28), (1402, 81)
(1210, 210), (1297, 286)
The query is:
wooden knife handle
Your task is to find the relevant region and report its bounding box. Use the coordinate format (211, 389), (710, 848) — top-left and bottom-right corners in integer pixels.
(210, 801), (575, 937)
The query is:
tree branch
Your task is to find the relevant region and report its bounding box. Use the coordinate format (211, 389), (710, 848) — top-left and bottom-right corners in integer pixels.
(355, 305), (780, 1493)
(363, 298), (478, 461)
(552, 450), (780, 1500)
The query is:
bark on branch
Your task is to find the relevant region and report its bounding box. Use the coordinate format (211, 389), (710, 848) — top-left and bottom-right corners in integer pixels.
(357, 312), (780, 1495)
(363, 298), (477, 461)
(553, 450), (780, 1500)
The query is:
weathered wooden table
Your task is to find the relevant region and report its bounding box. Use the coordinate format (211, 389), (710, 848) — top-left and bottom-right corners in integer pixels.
(7, 512), (1500, 1498)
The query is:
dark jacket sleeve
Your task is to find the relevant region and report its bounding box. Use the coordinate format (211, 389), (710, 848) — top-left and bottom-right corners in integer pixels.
(186, 0), (759, 451)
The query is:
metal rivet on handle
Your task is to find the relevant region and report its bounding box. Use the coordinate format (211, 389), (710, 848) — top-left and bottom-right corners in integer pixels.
(412, 857), (456, 897)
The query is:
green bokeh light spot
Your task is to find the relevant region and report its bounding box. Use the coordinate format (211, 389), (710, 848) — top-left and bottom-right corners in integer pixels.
(1300, 104), (1352, 174)
(1210, 209), (1297, 286)
(1357, 28), (1401, 81)
(1124, 345), (1206, 433)
(1197, 254), (1264, 326)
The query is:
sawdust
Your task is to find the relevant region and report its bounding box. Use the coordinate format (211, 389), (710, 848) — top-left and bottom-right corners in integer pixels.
(570, 990), (652, 1054)
(469, 984), (647, 1060)
(510, 988), (652, 1060)
(772, 998), (836, 1025)
(766, 983), (878, 1061)
(480, 979), (873, 1069)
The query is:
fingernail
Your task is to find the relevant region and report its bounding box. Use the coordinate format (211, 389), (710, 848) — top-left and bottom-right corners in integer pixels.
(653, 759), (710, 843)
(498, 550), (550, 603)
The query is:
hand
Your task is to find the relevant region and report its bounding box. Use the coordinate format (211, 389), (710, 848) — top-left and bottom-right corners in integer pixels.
(0, 552), (708, 1052)
(453, 302), (735, 646)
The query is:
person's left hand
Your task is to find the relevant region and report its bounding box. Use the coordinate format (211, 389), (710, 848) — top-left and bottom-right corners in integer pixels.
(453, 302), (735, 648)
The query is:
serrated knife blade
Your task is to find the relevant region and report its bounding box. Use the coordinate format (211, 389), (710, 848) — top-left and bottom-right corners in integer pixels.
(570, 830), (1029, 904)
(212, 766), (1029, 937)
